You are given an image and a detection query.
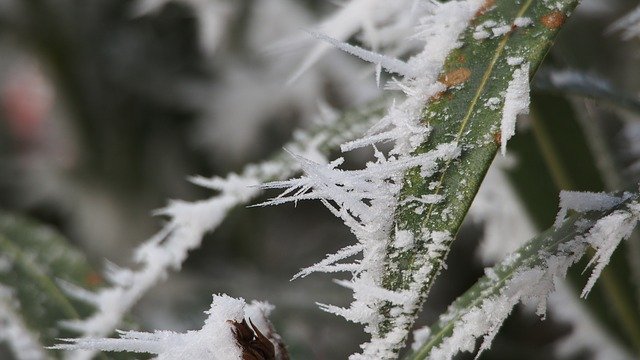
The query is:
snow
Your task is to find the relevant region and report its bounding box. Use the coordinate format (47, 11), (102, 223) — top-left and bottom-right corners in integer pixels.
(307, 31), (416, 79)
(507, 57), (524, 66)
(0, 286), (50, 360)
(491, 25), (512, 37)
(500, 63), (530, 155)
(411, 326), (432, 351)
(581, 206), (639, 297)
(288, 0), (431, 84)
(484, 97), (501, 110)
(394, 229), (415, 250)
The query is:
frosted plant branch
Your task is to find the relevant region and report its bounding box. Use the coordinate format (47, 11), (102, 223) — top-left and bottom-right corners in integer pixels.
(408, 190), (640, 360)
(59, 101), (384, 360)
(0, 286), (50, 360)
(54, 294), (289, 360)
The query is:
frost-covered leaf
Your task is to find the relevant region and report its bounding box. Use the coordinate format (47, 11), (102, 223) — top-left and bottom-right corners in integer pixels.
(378, 0), (580, 354)
(0, 213), (130, 360)
(407, 191), (640, 360)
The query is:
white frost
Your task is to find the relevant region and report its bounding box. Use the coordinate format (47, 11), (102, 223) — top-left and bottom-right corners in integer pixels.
(500, 63), (530, 155)
(59, 101), (374, 360)
(514, 17), (533, 27)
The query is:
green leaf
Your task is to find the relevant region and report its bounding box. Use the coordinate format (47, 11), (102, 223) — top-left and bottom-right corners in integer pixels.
(0, 213), (129, 360)
(377, 0), (581, 346)
(406, 191), (640, 360)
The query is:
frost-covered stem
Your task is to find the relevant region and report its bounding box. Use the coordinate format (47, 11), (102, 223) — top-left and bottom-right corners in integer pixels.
(375, 0), (581, 351)
(61, 101), (384, 360)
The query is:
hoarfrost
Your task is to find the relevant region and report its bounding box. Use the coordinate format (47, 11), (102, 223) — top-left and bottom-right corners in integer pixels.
(514, 17), (533, 27)
(500, 63), (530, 155)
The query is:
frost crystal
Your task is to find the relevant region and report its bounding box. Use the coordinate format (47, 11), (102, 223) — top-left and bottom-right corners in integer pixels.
(514, 17), (533, 28)
(500, 63), (530, 155)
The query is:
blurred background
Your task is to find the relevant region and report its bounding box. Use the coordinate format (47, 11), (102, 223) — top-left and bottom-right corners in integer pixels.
(0, 0), (639, 359)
